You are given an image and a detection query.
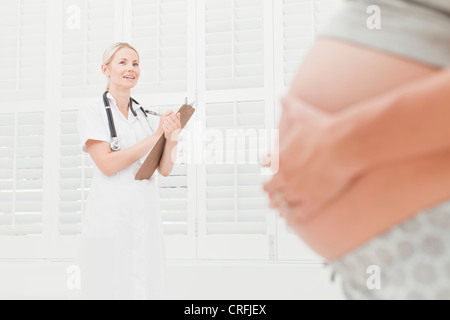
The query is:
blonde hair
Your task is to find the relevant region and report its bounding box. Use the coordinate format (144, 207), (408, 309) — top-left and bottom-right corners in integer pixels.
(103, 42), (140, 91)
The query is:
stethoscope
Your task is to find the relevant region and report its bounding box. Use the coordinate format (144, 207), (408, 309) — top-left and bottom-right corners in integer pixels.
(103, 91), (161, 151)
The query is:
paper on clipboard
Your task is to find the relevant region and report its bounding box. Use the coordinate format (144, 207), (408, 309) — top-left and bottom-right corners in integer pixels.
(135, 104), (196, 180)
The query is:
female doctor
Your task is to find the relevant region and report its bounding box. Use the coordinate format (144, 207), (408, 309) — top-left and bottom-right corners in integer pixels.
(77, 42), (181, 300)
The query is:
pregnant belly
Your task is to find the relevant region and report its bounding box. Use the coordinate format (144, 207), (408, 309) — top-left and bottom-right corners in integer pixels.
(287, 38), (450, 260)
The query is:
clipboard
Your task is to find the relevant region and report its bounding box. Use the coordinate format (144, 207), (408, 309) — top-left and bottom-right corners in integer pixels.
(135, 103), (196, 180)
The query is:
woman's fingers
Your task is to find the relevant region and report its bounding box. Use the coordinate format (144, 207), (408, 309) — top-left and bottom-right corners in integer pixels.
(263, 173), (286, 195)
(260, 154), (271, 168)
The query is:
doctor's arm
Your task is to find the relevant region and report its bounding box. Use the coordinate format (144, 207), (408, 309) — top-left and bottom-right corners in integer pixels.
(157, 112), (181, 177)
(86, 123), (164, 177)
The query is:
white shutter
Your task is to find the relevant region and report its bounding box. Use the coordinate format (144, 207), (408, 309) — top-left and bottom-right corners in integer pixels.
(198, 100), (271, 259)
(61, 0), (116, 98)
(0, 114), (16, 235)
(58, 110), (93, 236)
(204, 0), (265, 90)
(0, 0), (47, 101)
(131, 0), (188, 94)
(0, 112), (44, 236)
(154, 104), (196, 259)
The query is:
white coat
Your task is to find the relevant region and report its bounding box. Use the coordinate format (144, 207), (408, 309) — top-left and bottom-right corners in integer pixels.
(76, 93), (166, 300)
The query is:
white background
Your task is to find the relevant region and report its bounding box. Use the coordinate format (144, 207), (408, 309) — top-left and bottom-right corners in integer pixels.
(0, 0), (345, 299)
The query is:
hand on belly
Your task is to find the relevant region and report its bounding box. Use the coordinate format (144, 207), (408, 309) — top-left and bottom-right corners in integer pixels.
(263, 95), (360, 222)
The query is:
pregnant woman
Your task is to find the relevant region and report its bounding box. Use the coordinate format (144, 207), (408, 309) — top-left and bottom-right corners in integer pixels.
(265, 0), (450, 299)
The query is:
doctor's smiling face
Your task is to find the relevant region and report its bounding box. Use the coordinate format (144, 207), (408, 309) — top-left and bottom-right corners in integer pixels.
(102, 47), (140, 91)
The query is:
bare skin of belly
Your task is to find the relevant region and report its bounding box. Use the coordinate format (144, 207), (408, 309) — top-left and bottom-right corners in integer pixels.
(287, 38), (450, 260)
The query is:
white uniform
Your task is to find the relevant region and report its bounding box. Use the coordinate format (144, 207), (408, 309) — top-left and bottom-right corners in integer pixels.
(76, 93), (166, 300)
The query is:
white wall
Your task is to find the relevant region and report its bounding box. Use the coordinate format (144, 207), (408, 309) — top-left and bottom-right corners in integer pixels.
(0, 260), (345, 300)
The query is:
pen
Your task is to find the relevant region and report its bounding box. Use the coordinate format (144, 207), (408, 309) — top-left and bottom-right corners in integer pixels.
(144, 110), (163, 117)
(144, 100), (196, 117)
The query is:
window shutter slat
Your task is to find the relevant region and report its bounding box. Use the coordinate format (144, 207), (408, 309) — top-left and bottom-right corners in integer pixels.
(199, 99), (270, 259)
(58, 110), (90, 236)
(205, 0), (264, 90)
(131, 0), (188, 94)
(0, 112), (44, 236)
(0, 0), (47, 101)
(0, 225), (42, 236)
(61, 0), (116, 98)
